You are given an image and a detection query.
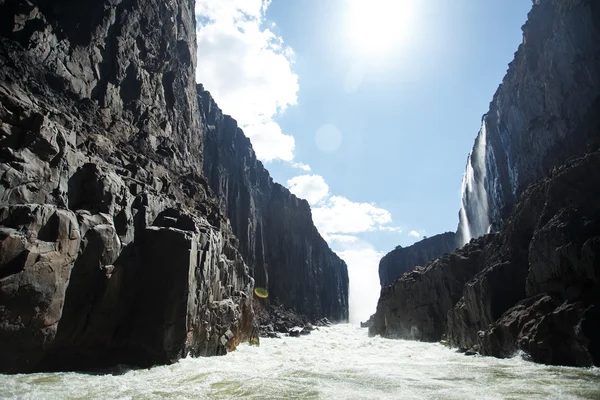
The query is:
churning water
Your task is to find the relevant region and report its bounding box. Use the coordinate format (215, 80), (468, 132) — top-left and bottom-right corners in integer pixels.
(1, 325), (598, 400)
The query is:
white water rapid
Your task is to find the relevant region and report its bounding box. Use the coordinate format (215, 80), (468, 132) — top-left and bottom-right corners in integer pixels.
(458, 119), (491, 245)
(1, 325), (598, 400)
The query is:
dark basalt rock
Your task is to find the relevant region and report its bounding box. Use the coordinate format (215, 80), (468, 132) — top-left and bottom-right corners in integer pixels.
(458, 153), (600, 367)
(480, 296), (600, 366)
(372, 152), (600, 366)
(360, 314), (374, 328)
(369, 235), (493, 341)
(0, 205), (80, 372)
(288, 327), (303, 337)
(379, 232), (457, 287)
(0, 0), (255, 373)
(199, 86), (349, 322)
(314, 317), (332, 327)
(458, 0), (600, 238)
(255, 301), (318, 338)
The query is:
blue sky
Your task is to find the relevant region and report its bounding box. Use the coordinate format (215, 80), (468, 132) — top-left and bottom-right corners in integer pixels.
(194, 0), (531, 322)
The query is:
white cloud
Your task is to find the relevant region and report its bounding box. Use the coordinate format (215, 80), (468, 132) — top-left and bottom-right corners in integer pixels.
(196, 0), (299, 162)
(195, 0), (266, 21)
(379, 226), (402, 232)
(408, 230), (422, 238)
(327, 234), (359, 244)
(287, 175), (330, 205)
(292, 162), (312, 172)
(312, 196), (393, 235)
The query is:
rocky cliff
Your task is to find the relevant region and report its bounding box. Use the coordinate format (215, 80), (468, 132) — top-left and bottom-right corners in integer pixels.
(372, 151), (600, 366)
(379, 232), (457, 287)
(199, 86), (349, 321)
(448, 153), (600, 367)
(370, 0), (600, 367)
(458, 0), (600, 244)
(0, 0), (255, 373)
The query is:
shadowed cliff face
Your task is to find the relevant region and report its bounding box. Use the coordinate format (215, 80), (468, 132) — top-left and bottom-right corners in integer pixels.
(371, 151), (600, 366)
(378, 232), (457, 288)
(458, 0), (600, 242)
(0, 0), (255, 373)
(199, 86), (349, 322)
(371, 0), (600, 367)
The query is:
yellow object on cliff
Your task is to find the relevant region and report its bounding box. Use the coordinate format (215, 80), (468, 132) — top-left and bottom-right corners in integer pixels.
(254, 287), (269, 299)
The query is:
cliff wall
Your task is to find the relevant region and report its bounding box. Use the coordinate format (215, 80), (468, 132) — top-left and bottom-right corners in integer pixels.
(370, 0), (600, 367)
(199, 86), (349, 321)
(0, 0), (254, 373)
(458, 0), (600, 244)
(371, 151), (600, 366)
(378, 232), (457, 287)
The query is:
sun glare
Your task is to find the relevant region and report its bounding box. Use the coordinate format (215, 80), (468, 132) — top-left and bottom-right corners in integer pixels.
(345, 0), (415, 57)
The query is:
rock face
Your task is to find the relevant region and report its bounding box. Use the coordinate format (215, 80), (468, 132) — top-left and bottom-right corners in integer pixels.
(458, 0), (600, 244)
(199, 86), (349, 322)
(379, 232), (457, 287)
(371, 0), (600, 367)
(0, 0), (255, 373)
(372, 152), (600, 366)
(449, 152), (600, 366)
(370, 235), (492, 341)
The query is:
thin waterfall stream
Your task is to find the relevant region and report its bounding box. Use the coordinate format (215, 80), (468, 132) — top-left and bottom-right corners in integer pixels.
(458, 119), (492, 245)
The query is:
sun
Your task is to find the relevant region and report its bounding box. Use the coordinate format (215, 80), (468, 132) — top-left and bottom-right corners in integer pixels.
(344, 0), (415, 57)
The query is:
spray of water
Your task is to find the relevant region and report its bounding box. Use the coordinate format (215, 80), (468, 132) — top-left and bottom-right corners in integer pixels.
(457, 119), (491, 245)
(337, 246), (382, 324)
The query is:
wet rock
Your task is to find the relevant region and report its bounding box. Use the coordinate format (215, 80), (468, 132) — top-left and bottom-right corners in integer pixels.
(288, 326), (303, 337)
(259, 324), (281, 339)
(303, 323), (315, 332)
(255, 301), (320, 338)
(479, 295), (599, 367)
(274, 321), (290, 334)
(314, 317), (332, 327)
(360, 315), (374, 328)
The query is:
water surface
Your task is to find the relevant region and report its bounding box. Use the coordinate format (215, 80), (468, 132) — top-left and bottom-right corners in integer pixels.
(1, 325), (599, 399)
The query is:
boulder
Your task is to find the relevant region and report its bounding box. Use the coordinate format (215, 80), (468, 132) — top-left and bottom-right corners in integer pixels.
(288, 326), (303, 337)
(0, 205), (80, 373)
(314, 317), (332, 327)
(360, 315), (374, 328)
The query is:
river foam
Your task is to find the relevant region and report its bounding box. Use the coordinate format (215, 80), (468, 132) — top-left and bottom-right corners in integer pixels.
(1, 324), (599, 399)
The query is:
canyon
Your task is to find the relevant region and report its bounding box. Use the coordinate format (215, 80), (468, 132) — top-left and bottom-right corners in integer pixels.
(0, 0), (598, 380)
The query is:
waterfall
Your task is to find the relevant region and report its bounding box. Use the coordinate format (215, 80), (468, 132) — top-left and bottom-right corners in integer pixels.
(339, 247), (382, 324)
(457, 119), (491, 245)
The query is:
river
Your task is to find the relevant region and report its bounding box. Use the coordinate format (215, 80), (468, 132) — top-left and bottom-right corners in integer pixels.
(1, 325), (599, 399)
